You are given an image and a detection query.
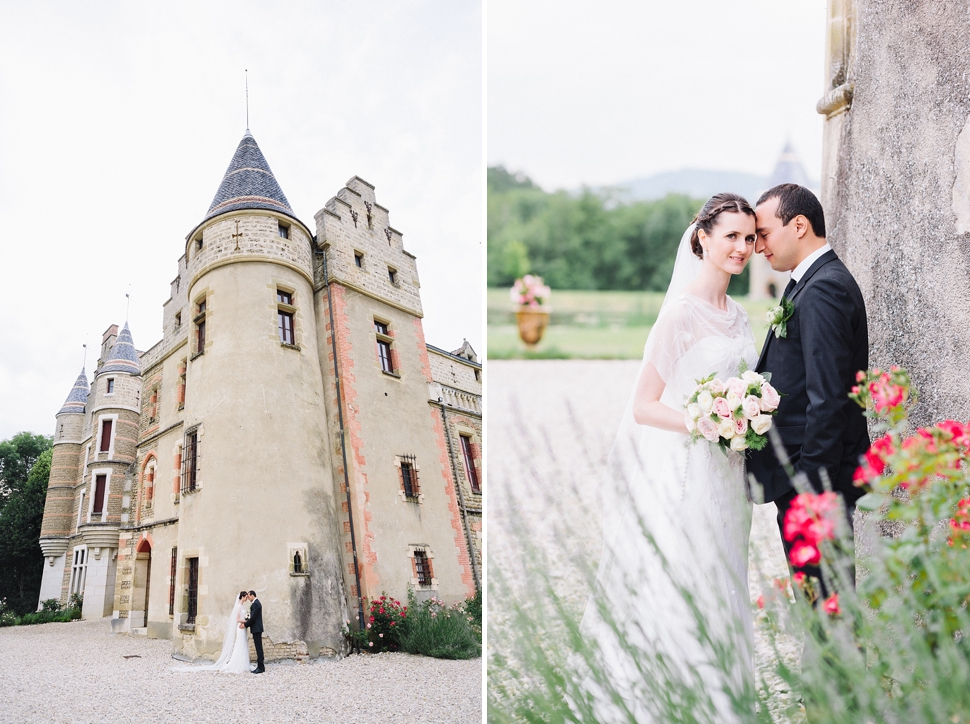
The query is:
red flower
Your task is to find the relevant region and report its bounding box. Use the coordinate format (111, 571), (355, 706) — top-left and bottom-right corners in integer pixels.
(823, 593), (841, 615)
(379, 607), (385, 614)
(369, 616), (374, 623)
(792, 572), (806, 587)
(790, 540), (821, 567)
(756, 594), (764, 609)
(869, 373), (905, 412)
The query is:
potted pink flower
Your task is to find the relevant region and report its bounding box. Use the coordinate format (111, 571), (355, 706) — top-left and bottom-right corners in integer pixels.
(510, 275), (551, 346)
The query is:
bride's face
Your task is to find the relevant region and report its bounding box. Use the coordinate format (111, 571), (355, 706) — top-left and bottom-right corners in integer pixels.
(698, 211), (756, 275)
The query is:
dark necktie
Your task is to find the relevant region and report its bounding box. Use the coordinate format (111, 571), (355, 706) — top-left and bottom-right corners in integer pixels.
(782, 278), (797, 299)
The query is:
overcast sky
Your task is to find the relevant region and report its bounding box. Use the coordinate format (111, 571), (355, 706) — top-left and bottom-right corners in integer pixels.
(0, 1), (482, 441)
(488, 0), (827, 190)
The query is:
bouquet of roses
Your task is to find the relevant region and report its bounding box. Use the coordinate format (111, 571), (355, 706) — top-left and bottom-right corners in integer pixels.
(684, 366), (781, 454)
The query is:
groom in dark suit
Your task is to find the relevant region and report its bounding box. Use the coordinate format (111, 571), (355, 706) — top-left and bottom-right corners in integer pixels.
(747, 183), (870, 593)
(244, 590), (265, 673)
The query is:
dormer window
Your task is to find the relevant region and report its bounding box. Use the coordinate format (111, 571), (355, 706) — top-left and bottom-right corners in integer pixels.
(354, 251), (364, 268)
(278, 222), (289, 239)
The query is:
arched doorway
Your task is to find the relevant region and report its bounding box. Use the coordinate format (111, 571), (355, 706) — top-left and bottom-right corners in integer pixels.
(132, 539), (152, 628)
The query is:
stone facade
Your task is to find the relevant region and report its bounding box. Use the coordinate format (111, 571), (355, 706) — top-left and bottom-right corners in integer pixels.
(817, 0), (970, 426)
(37, 131), (481, 662)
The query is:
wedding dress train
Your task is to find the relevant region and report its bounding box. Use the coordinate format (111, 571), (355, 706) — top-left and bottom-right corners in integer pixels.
(578, 230), (757, 723)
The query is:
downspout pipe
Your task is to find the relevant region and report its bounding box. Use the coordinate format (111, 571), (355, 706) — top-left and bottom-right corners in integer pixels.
(437, 401), (481, 592)
(317, 243), (366, 645)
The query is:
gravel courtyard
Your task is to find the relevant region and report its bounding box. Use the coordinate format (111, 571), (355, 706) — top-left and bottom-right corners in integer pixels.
(0, 618), (482, 724)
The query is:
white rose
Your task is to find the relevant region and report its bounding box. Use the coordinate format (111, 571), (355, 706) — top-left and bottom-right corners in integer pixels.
(717, 417), (736, 439)
(741, 369), (763, 386)
(709, 378), (726, 395)
(730, 435), (748, 452)
(742, 395), (762, 420)
(726, 390), (742, 411)
(766, 306), (783, 326)
(697, 390), (714, 413)
(685, 412), (697, 433)
(751, 414), (773, 435)
(686, 402), (702, 420)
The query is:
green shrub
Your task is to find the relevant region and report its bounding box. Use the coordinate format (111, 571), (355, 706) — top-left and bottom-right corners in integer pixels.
(400, 591), (481, 660)
(40, 598), (61, 612)
(68, 592), (83, 611)
(465, 588), (482, 629)
(16, 610), (75, 625)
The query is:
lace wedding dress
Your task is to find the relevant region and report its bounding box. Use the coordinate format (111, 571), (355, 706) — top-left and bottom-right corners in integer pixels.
(174, 598), (252, 674)
(578, 229), (757, 722)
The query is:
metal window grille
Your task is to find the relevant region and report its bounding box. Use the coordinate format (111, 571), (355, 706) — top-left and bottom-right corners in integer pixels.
(400, 455), (419, 498)
(183, 431), (199, 493)
(293, 551), (303, 573)
(414, 550), (432, 587)
(169, 548), (177, 616)
(186, 558), (199, 624)
(460, 435), (481, 494)
(278, 310), (294, 344)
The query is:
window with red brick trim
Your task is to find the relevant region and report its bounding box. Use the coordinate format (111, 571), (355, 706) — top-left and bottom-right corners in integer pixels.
(93, 474), (107, 515)
(99, 419), (112, 452)
(460, 435), (481, 494)
(414, 550), (433, 587)
(400, 457), (419, 498)
(374, 321), (394, 373)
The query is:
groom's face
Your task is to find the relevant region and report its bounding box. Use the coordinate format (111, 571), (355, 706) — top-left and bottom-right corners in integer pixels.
(755, 198), (801, 272)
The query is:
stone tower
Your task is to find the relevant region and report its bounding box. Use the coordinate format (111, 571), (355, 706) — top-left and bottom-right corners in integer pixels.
(314, 177), (479, 612)
(168, 130), (347, 656)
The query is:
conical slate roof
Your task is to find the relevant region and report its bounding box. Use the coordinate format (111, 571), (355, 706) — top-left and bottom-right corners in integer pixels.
(57, 368), (90, 415)
(202, 130), (298, 223)
(100, 323), (140, 375)
(767, 141), (812, 189)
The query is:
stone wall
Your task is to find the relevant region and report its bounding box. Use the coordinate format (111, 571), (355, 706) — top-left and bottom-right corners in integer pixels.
(821, 0), (970, 427)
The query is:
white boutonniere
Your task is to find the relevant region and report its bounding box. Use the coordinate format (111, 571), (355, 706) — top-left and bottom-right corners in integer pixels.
(766, 297), (795, 339)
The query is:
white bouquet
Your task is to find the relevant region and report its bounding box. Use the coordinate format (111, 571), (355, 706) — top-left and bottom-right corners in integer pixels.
(685, 365), (781, 455)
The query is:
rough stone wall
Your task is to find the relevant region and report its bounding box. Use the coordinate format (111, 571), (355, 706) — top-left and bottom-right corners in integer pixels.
(823, 1), (970, 426)
(428, 348), (482, 396)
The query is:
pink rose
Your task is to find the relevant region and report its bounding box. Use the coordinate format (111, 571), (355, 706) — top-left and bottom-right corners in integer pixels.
(712, 396), (732, 419)
(726, 377), (747, 398)
(760, 383), (780, 412)
(709, 378), (726, 395)
(734, 417), (748, 436)
(742, 395), (761, 420)
(696, 417), (719, 442)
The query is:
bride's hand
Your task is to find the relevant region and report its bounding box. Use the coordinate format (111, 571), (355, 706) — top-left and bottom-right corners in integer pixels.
(633, 363), (690, 433)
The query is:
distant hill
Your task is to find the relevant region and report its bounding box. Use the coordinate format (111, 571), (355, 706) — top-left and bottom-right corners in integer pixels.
(600, 169), (770, 203)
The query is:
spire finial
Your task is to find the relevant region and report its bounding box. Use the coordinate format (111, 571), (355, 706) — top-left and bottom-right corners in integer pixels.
(245, 69), (249, 131)
(125, 288), (131, 323)
(82, 343), (87, 372)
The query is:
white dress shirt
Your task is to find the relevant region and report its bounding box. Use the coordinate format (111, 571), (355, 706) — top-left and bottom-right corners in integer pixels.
(790, 242), (832, 283)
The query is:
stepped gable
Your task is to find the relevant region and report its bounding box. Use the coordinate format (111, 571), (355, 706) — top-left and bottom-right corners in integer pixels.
(57, 368), (90, 415)
(100, 323), (140, 375)
(202, 130), (300, 224)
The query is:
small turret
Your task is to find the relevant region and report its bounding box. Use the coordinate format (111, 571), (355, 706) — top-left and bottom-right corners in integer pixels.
(57, 368), (89, 416)
(100, 323), (140, 375)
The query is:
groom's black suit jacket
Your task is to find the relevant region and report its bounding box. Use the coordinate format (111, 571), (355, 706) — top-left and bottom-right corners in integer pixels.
(747, 249), (870, 505)
(245, 599), (264, 634)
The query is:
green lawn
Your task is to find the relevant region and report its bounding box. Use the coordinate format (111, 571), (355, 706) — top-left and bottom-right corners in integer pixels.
(488, 288), (775, 360)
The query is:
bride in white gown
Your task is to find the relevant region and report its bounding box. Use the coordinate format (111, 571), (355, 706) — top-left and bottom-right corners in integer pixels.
(579, 193), (759, 722)
(174, 591), (252, 674)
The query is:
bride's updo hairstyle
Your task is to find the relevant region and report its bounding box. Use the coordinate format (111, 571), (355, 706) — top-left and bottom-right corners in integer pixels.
(689, 193), (756, 259)
(239, 591), (248, 600)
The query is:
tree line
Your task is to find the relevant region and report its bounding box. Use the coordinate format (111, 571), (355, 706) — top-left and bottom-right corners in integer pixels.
(0, 432), (53, 614)
(487, 166), (750, 295)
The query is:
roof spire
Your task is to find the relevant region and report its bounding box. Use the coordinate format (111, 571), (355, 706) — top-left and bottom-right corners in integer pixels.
(58, 368), (90, 415)
(100, 323), (141, 375)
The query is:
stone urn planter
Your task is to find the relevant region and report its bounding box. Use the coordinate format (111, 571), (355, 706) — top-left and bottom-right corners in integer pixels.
(515, 308), (550, 347)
